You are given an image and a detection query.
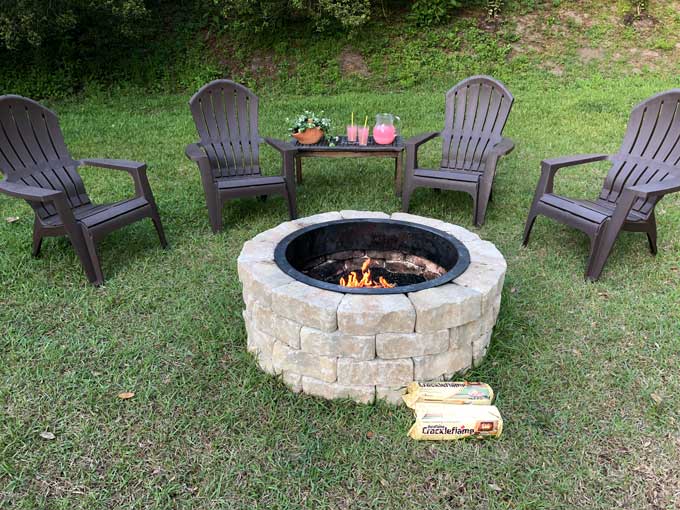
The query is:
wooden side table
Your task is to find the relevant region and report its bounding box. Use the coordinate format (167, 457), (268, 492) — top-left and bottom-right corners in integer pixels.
(292, 136), (405, 196)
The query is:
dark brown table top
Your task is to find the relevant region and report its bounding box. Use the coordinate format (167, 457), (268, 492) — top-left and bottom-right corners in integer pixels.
(292, 135), (404, 152)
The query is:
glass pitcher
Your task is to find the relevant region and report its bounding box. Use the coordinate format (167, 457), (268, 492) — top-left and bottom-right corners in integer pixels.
(373, 113), (400, 145)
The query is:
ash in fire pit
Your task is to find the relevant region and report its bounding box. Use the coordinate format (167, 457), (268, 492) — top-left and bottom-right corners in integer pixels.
(274, 219), (470, 294)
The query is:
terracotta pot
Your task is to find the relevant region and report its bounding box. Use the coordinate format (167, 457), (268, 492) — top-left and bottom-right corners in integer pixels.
(292, 127), (324, 144)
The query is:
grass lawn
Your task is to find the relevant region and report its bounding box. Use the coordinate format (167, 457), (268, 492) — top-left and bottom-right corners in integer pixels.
(1, 73), (679, 509)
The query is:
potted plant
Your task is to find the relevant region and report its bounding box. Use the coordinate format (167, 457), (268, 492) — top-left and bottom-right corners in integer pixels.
(288, 110), (331, 144)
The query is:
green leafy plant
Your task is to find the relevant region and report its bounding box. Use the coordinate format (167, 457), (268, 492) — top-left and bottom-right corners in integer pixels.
(287, 111), (332, 134)
(487, 0), (503, 18)
(410, 0), (462, 26)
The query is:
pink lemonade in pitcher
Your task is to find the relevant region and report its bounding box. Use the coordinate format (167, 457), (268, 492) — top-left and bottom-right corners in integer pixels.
(373, 113), (400, 144)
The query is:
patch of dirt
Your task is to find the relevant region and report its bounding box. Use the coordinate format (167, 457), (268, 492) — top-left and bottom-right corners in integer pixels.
(578, 47), (604, 64)
(339, 49), (369, 78)
(249, 51), (278, 78)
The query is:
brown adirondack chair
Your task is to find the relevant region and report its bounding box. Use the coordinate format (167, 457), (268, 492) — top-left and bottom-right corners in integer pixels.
(185, 80), (297, 233)
(401, 76), (515, 226)
(0, 95), (167, 286)
(523, 89), (680, 281)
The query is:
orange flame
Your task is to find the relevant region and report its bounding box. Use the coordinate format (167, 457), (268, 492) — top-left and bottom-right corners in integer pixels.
(339, 258), (395, 289)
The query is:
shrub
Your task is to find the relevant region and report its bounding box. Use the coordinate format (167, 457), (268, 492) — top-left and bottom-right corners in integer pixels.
(410, 0), (463, 26)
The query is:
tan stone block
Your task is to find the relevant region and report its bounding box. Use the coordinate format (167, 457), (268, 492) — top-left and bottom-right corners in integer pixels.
(337, 358), (413, 386)
(239, 261), (294, 307)
(413, 348), (471, 380)
(454, 262), (505, 312)
(301, 377), (375, 404)
(295, 212), (342, 227)
(339, 210), (390, 219)
(299, 327), (374, 360)
(237, 240), (275, 269)
(271, 282), (343, 332)
(465, 240), (507, 269)
(438, 223), (481, 243)
(375, 386), (407, 405)
(252, 301), (302, 349)
(337, 294), (415, 335)
(375, 330), (449, 359)
(246, 327), (277, 375)
(251, 221), (301, 243)
(408, 284), (482, 332)
(282, 371), (302, 393)
(272, 342), (337, 382)
(472, 330), (493, 367)
(390, 212), (448, 230)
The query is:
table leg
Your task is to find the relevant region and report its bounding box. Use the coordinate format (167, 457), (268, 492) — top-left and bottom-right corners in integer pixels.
(394, 153), (403, 197)
(296, 156), (303, 184)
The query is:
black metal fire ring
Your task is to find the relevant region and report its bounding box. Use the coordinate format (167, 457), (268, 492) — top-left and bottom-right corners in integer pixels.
(274, 218), (471, 295)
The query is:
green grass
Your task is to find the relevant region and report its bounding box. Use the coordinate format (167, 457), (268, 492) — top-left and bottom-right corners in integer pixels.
(1, 72), (680, 509)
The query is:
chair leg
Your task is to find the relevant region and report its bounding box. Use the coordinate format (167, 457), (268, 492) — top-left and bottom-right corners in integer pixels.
(150, 208), (168, 248)
(206, 195), (223, 233)
(585, 223), (620, 282)
(522, 211), (538, 246)
(471, 191), (480, 227)
(32, 218), (43, 257)
(64, 226), (98, 284)
(81, 227), (104, 286)
(474, 185), (492, 227)
(646, 218), (658, 255)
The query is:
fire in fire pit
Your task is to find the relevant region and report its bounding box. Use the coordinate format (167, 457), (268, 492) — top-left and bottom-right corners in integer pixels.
(274, 219), (470, 294)
(339, 258), (395, 289)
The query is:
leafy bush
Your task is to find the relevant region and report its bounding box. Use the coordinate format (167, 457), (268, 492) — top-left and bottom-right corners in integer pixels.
(0, 0), (148, 51)
(213, 0), (372, 33)
(410, 0), (463, 26)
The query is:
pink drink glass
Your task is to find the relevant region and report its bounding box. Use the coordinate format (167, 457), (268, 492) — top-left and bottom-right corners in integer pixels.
(357, 126), (369, 146)
(346, 125), (358, 143)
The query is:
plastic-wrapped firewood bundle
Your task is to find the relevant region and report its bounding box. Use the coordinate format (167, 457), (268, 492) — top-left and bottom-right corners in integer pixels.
(402, 381), (494, 408)
(404, 382), (503, 441)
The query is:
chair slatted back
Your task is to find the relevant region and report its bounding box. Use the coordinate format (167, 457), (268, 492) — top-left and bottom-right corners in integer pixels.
(189, 80), (261, 179)
(602, 90), (680, 217)
(440, 76), (514, 172)
(0, 95), (89, 218)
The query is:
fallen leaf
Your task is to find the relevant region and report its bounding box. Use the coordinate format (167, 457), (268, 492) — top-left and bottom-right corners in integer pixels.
(117, 391), (135, 400)
(510, 287), (517, 294)
(40, 431), (55, 440)
(650, 392), (662, 404)
(572, 348), (582, 357)
(598, 292), (609, 299)
(5, 216), (19, 223)
(365, 431), (374, 439)
(489, 483), (502, 492)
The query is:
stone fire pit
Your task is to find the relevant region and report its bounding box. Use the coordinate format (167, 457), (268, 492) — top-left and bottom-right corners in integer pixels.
(238, 211), (506, 404)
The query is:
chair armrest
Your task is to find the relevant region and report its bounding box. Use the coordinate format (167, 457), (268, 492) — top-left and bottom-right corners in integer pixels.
(488, 137), (515, 157)
(0, 180), (64, 203)
(79, 158), (153, 199)
(405, 131), (439, 150)
(79, 158), (146, 172)
(541, 153), (610, 176)
(185, 143), (209, 163)
(627, 177), (680, 198)
(263, 137), (296, 154)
